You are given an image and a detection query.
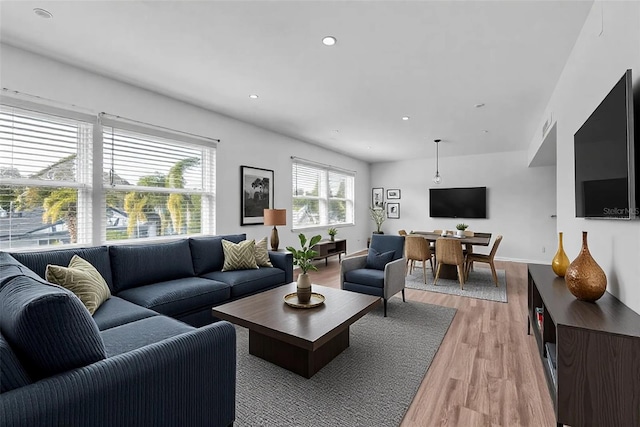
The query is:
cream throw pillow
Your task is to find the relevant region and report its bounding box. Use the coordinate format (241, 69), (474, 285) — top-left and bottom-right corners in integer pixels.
(46, 255), (111, 315)
(222, 239), (259, 271)
(254, 237), (273, 267)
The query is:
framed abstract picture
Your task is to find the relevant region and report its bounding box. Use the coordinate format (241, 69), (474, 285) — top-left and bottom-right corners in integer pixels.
(387, 202), (400, 219)
(387, 189), (401, 199)
(372, 187), (384, 209)
(241, 166), (274, 225)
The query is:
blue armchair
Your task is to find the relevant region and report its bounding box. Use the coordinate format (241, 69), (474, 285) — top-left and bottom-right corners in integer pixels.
(340, 234), (406, 317)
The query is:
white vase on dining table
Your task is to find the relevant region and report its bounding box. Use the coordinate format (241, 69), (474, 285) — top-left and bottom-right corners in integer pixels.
(456, 229), (464, 238)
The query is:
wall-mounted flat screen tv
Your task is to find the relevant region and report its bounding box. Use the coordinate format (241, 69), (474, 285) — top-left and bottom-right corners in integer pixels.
(429, 187), (487, 219)
(574, 70), (637, 219)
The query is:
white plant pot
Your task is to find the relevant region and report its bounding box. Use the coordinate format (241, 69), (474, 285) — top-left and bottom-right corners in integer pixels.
(456, 229), (465, 237)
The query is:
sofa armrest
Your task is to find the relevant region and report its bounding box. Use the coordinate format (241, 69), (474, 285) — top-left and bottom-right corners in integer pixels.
(340, 255), (367, 289)
(269, 250), (293, 283)
(0, 321), (236, 427)
(384, 257), (407, 300)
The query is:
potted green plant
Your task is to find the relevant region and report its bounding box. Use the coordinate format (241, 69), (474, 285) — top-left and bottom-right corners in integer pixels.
(286, 233), (322, 303)
(369, 205), (386, 234)
(455, 223), (469, 238)
(328, 227), (338, 241)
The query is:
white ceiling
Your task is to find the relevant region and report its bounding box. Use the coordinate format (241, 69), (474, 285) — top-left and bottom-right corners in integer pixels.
(0, 1), (593, 163)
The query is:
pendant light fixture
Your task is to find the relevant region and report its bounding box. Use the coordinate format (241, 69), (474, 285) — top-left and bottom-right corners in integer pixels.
(433, 139), (442, 185)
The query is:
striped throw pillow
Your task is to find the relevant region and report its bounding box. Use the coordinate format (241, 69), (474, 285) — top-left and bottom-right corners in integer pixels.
(254, 237), (273, 267)
(222, 239), (259, 271)
(46, 255), (111, 315)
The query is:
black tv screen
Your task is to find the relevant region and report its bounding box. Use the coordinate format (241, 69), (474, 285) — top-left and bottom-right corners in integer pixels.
(574, 70), (636, 219)
(429, 187), (487, 219)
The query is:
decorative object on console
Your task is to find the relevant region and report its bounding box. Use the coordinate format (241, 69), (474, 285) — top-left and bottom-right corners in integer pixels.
(386, 189), (401, 199)
(369, 204), (386, 233)
(387, 203), (400, 219)
(551, 231), (570, 277)
(263, 208), (286, 251)
(564, 231), (607, 302)
(433, 139), (442, 184)
(455, 223), (469, 238)
(328, 227), (337, 241)
(286, 233), (322, 303)
(241, 165), (274, 225)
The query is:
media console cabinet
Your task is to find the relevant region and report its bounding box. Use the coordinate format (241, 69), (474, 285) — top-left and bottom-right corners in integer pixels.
(311, 239), (347, 266)
(527, 264), (640, 427)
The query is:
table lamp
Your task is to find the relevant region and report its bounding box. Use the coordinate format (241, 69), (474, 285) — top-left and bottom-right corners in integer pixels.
(263, 209), (286, 251)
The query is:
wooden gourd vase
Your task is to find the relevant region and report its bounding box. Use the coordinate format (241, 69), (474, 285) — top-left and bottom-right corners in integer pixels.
(564, 231), (607, 302)
(296, 273), (312, 303)
(551, 232), (570, 277)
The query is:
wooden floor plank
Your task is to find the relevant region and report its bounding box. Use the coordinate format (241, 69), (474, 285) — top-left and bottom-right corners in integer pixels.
(301, 257), (556, 426)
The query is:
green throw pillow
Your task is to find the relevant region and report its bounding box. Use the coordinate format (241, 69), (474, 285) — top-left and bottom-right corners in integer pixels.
(222, 239), (259, 271)
(255, 237), (273, 267)
(46, 255), (111, 315)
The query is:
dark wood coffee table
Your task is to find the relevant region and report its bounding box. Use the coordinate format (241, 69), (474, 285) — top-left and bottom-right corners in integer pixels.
(211, 283), (380, 378)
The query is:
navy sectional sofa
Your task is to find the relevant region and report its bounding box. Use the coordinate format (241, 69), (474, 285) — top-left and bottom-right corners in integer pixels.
(0, 234), (293, 426)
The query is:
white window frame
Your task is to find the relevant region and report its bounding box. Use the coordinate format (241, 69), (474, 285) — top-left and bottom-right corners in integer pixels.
(291, 158), (355, 231)
(0, 96), (217, 250)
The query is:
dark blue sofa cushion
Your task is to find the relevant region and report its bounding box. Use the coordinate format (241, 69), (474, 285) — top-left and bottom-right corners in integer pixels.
(344, 268), (385, 288)
(92, 296), (158, 331)
(0, 332), (31, 393)
(0, 275), (106, 380)
(9, 246), (114, 291)
(109, 240), (195, 292)
(0, 252), (45, 287)
(117, 277), (231, 317)
(100, 315), (195, 357)
(189, 234), (246, 275)
(343, 281), (384, 298)
(369, 234), (405, 262)
(202, 267), (285, 298)
(365, 248), (396, 270)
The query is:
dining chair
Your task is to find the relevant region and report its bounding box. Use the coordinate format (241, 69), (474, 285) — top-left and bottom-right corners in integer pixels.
(405, 235), (433, 283)
(434, 238), (466, 289)
(465, 235), (503, 286)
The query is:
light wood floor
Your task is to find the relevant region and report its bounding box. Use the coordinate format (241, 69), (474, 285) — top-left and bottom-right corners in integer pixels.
(304, 257), (556, 427)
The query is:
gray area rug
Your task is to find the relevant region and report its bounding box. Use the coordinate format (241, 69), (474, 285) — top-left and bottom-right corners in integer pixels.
(405, 266), (507, 303)
(235, 298), (456, 426)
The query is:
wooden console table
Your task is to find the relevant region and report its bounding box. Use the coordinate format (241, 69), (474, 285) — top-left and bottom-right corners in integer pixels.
(527, 264), (640, 427)
(312, 239), (347, 266)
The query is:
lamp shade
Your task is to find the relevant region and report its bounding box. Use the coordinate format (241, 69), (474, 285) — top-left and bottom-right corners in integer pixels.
(264, 209), (286, 226)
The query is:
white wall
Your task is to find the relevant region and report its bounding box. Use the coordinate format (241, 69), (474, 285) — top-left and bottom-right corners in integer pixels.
(0, 44), (371, 252)
(528, 1), (640, 314)
(371, 150), (557, 263)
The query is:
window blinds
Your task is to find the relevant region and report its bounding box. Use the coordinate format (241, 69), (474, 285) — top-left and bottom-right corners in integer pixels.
(0, 105), (94, 249)
(292, 159), (354, 229)
(102, 125), (215, 240)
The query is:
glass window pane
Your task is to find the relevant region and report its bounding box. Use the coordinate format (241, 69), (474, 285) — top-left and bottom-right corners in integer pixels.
(0, 185), (79, 250)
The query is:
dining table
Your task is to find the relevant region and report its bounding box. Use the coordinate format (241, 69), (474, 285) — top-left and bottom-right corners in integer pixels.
(410, 231), (492, 280)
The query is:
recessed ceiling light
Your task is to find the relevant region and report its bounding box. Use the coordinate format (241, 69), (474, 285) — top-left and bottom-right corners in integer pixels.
(322, 36), (337, 46)
(367, 146), (371, 149)
(402, 116), (410, 121)
(249, 94), (259, 99)
(33, 8), (53, 19)
(482, 130), (489, 133)
(474, 103), (485, 108)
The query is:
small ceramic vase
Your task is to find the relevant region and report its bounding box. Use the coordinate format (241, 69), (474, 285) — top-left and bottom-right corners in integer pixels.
(551, 232), (570, 277)
(564, 231), (607, 302)
(296, 273), (312, 303)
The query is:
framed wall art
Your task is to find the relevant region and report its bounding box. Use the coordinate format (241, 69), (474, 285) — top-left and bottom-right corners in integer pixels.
(241, 165), (274, 225)
(387, 202), (400, 219)
(372, 187), (384, 209)
(387, 189), (401, 199)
